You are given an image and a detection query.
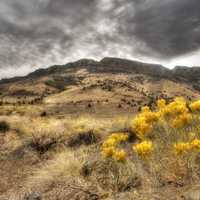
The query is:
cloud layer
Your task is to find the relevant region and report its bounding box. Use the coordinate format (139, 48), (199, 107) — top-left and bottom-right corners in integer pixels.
(0, 0), (200, 78)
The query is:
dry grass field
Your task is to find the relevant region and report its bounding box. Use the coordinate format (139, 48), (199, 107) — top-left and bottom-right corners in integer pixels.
(1, 97), (200, 200)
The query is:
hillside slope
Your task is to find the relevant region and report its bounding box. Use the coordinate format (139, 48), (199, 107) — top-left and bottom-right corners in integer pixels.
(0, 57), (200, 115)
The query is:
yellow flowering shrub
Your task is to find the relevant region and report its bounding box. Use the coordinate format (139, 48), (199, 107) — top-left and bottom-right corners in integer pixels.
(132, 116), (152, 137)
(190, 139), (200, 151)
(131, 97), (191, 138)
(101, 146), (115, 158)
(131, 106), (159, 138)
(102, 138), (118, 148)
(157, 99), (166, 109)
(112, 149), (127, 162)
(190, 100), (200, 112)
(158, 97), (188, 116)
(174, 138), (200, 155)
(171, 112), (192, 128)
(102, 133), (128, 148)
(168, 97), (188, 115)
(188, 132), (196, 140)
(101, 97), (200, 178)
(173, 142), (191, 155)
(101, 133), (128, 162)
(109, 133), (129, 142)
(141, 106), (151, 112)
(156, 97), (192, 129)
(133, 141), (154, 159)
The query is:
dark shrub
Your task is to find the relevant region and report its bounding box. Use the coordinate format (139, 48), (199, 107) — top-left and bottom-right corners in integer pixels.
(0, 121), (10, 133)
(127, 131), (139, 143)
(118, 104), (122, 108)
(67, 131), (99, 147)
(40, 111), (47, 117)
(30, 136), (57, 155)
(87, 103), (92, 108)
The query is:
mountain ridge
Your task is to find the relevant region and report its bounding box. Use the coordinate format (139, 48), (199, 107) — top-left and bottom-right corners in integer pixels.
(1, 57), (200, 84)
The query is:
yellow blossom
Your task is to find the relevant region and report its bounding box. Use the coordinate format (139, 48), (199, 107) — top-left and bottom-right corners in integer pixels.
(160, 97), (188, 117)
(144, 112), (159, 123)
(112, 149), (127, 162)
(102, 133), (128, 149)
(131, 109), (159, 138)
(171, 112), (192, 128)
(102, 138), (118, 148)
(109, 133), (128, 142)
(141, 106), (151, 112)
(133, 141), (154, 159)
(173, 142), (191, 155)
(157, 99), (166, 109)
(102, 146), (115, 158)
(188, 132), (196, 140)
(101, 133), (128, 162)
(190, 139), (200, 151)
(132, 117), (153, 138)
(190, 100), (200, 112)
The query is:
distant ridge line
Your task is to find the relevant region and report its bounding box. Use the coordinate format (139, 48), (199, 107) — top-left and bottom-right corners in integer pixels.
(0, 57), (200, 84)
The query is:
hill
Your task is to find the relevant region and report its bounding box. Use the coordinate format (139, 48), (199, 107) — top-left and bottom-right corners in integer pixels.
(0, 57), (200, 116)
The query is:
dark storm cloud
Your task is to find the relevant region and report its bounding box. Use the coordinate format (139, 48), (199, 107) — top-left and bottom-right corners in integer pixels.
(0, 0), (200, 78)
(129, 0), (200, 57)
(0, 0), (98, 77)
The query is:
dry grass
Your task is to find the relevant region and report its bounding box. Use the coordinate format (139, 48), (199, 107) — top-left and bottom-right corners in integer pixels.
(1, 99), (200, 200)
(26, 149), (85, 192)
(0, 112), (136, 199)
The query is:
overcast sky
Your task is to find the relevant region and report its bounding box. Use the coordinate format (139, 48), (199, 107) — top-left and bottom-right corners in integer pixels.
(0, 0), (200, 78)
